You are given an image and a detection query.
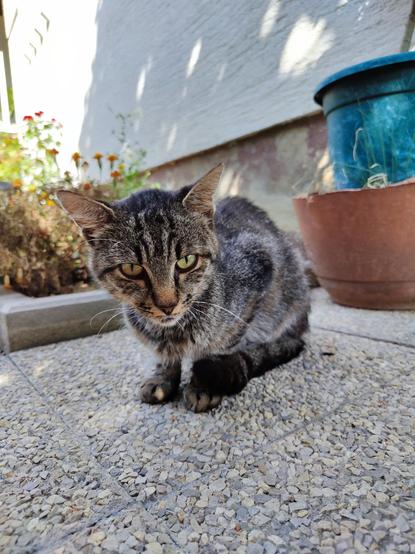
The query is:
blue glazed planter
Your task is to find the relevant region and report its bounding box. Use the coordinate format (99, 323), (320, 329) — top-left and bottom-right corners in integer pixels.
(315, 52), (415, 190)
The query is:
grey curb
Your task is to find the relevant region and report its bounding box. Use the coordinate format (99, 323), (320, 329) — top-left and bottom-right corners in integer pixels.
(0, 287), (121, 352)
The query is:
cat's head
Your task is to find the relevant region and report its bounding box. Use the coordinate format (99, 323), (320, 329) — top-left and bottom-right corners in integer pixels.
(57, 164), (223, 327)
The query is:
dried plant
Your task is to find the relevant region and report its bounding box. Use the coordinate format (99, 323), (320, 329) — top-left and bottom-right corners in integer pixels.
(0, 111), (155, 297)
(0, 190), (89, 296)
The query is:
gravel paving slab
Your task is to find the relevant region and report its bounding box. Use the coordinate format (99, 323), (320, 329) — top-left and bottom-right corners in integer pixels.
(310, 288), (415, 348)
(11, 327), (414, 431)
(4, 293), (415, 553)
(10, 329), (415, 505)
(0, 356), (131, 553)
(48, 506), (176, 554)
(143, 372), (415, 553)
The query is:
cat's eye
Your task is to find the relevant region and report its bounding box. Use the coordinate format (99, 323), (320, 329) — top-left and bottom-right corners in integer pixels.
(120, 263), (143, 278)
(176, 254), (198, 271)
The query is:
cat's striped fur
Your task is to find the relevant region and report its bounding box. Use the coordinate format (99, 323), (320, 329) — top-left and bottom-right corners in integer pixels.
(57, 164), (310, 412)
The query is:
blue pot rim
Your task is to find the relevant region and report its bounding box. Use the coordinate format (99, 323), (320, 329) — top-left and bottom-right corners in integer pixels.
(314, 52), (415, 105)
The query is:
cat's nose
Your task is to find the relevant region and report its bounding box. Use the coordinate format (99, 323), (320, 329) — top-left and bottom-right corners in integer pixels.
(157, 303), (177, 316)
(153, 291), (178, 315)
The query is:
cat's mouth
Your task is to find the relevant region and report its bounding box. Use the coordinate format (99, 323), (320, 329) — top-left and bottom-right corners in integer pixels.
(130, 301), (186, 327)
(152, 313), (184, 327)
(139, 309), (185, 327)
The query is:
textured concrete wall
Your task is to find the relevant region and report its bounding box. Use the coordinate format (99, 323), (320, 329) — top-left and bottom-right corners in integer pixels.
(149, 112), (330, 231)
(3, 0), (413, 170)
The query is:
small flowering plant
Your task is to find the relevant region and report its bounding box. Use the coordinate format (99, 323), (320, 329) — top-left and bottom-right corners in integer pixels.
(1, 111), (155, 202)
(0, 111), (62, 204)
(66, 146), (152, 200)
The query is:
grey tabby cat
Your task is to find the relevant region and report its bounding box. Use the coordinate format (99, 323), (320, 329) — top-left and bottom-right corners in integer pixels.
(57, 164), (309, 412)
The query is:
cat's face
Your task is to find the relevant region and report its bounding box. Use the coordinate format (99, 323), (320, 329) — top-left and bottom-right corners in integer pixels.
(89, 196), (218, 327)
(57, 164), (223, 327)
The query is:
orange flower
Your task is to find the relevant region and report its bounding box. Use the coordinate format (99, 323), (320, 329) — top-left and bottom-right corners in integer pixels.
(72, 152), (82, 170)
(46, 199), (55, 206)
(107, 154), (118, 162)
(12, 179), (22, 189)
(34, 111), (44, 117)
(83, 182), (92, 191)
(111, 170), (121, 179)
(23, 115), (33, 121)
(93, 152), (103, 160)
(47, 148), (59, 156)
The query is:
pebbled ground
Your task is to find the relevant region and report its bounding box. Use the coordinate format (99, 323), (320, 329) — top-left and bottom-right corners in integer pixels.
(1, 289), (414, 553)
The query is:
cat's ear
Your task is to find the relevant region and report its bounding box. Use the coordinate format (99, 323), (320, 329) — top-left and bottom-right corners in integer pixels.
(182, 163), (224, 219)
(56, 190), (115, 240)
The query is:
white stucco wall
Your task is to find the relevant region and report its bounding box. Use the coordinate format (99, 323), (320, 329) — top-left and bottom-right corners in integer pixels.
(3, 0), (98, 168)
(3, 0), (413, 170)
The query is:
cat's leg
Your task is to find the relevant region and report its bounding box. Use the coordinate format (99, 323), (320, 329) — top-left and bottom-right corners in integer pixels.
(140, 361), (181, 404)
(183, 353), (243, 413)
(184, 333), (305, 412)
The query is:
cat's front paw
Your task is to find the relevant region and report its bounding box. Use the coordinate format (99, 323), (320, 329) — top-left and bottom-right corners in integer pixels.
(183, 384), (222, 413)
(140, 376), (178, 404)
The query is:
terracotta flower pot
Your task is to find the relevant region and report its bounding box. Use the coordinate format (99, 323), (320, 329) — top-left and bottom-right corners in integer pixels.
(293, 180), (415, 310)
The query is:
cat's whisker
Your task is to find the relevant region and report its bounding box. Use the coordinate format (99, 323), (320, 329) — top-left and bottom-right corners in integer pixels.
(89, 307), (123, 326)
(193, 300), (248, 325)
(90, 239), (125, 250)
(187, 308), (202, 323)
(186, 308), (196, 321)
(188, 306), (204, 316)
(187, 306), (215, 326)
(188, 306), (210, 320)
(174, 318), (185, 332)
(90, 238), (122, 244)
(96, 310), (124, 336)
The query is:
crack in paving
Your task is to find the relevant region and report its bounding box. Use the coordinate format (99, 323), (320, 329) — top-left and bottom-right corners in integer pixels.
(312, 324), (415, 351)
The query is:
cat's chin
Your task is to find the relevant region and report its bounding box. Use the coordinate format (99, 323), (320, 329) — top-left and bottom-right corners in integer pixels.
(150, 314), (184, 328)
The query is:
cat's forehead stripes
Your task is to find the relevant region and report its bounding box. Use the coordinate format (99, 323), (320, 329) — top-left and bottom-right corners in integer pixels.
(133, 209), (179, 263)
(131, 214), (151, 262)
(166, 228), (177, 261)
(131, 207), (202, 266)
(137, 236), (150, 263)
